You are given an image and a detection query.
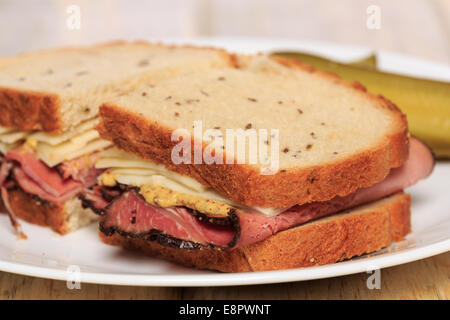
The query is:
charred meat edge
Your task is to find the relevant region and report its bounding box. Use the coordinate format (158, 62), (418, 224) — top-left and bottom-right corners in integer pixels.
(78, 192), (104, 215)
(79, 184), (132, 215)
(78, 185), (124, 215)
(54, 164), (66, 180)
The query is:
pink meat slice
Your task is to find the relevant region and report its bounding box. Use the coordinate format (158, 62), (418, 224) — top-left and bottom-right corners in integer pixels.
(1, 148), (105, 236)
(236, 137), (434, 246)
(12, 167), (80, 203)
(6, 147), (82, 197)
(82, 186), (111, 209)
(5, 147), (106, 204)
(101, 190), (235, 246)
(102, 137), (434, 248)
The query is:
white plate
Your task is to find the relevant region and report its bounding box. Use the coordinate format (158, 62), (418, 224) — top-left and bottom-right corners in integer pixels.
(0, 38), (449, 287)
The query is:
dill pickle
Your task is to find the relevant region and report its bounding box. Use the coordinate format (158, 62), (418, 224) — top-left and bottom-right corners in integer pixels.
(273, 51), (450, 158)
(348, 54), (377, 69)
(287, 52), (378, 70)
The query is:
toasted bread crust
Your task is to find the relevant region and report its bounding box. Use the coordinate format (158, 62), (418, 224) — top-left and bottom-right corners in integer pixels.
(98, 54), (408, 207)
(0, 88), (61, 132)
(99, 192), (411, 272)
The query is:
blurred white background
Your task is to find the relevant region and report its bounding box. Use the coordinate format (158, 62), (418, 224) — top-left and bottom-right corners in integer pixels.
(0, 0), (449, 63)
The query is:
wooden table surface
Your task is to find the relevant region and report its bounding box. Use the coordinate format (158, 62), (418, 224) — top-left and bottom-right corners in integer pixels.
(0, 0), (449, 300)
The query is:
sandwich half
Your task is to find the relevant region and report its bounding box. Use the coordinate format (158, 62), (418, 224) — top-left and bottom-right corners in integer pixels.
(0, 42), (235, 235)
(90, 54), (434, 271)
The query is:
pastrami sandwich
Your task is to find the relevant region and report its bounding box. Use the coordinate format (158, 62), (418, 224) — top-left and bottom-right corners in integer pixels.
(89, 54), (434, 272)
(0, 42), (235, 235)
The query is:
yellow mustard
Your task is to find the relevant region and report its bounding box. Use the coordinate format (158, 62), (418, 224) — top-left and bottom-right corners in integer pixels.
(101, 171), (120, 187)
(139, 184), (232, 218)
(22, 137), (37, 153)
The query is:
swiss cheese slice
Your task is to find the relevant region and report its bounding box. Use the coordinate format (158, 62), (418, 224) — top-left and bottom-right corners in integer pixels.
(97, 147), (289, 217)
(96, 148), (206, 192)
(0, 131), (31, 144)
(30, 118), (98, 146)
(0, 141), (20, 154)
(0, 118), (111, 167)
(37, 138), (112, 167)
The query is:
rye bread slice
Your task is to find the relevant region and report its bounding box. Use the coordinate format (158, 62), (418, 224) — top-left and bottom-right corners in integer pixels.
(0, 41), (235, 133)
(98, 54), (408, 207)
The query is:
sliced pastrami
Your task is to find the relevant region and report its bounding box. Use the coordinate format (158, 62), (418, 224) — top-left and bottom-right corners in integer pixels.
(6, 147), (82, 197)
(4, 147), (108, 206)
(100, 137), (434, 249)
(100, 190), (235, 247)
(79, 185), (120, 215)
(0, 147), (106, 236)
(12, 167), (81, 204)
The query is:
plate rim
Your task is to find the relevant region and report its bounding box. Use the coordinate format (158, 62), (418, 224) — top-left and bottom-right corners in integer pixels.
(0, 238), (448, 287)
